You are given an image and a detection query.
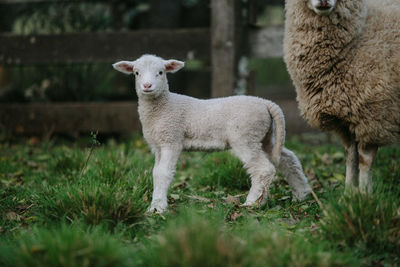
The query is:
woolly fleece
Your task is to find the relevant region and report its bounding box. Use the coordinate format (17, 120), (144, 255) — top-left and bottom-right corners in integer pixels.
(113, 55), (311, 212)
(284, 0), (400, 147)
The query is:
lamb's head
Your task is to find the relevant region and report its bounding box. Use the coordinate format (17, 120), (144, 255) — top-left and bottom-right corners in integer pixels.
(307, 0), (337, 16)
(113, 54), (184, 98)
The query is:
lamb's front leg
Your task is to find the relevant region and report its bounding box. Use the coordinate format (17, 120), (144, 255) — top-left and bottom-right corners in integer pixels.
(358, 144), (378, 194)
(148, 147), (181, 213)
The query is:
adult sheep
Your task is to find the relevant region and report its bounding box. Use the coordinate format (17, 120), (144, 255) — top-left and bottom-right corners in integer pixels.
(284, 0), (400, 193)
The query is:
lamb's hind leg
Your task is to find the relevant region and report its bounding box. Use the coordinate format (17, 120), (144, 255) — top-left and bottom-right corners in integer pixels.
(231, 144), (276, 206)
(278, 147), (311, 201)
(358, 144), (378, 194)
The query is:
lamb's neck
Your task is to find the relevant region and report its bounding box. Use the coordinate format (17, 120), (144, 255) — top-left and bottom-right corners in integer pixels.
(138, 88), (170, 119)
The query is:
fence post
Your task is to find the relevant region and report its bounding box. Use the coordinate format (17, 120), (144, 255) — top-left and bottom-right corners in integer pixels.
(211, 0), (244, 98)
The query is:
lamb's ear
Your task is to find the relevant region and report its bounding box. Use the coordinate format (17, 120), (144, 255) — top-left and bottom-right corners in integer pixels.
(164, 59), (184, 73)
(112, 61), (134, 75)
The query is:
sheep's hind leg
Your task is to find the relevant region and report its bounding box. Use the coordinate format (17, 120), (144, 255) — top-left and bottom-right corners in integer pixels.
(148, 147), (181, 213)
(358, 144), (378, 194)
(278, 147), (311, 201)
(231, 144), (276, 207)
(344, 142), (359, 193)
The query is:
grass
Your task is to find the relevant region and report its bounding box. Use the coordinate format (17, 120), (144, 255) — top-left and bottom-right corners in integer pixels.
(320, 189), (400, 257)
(0, 134), (399, 266)
(0, 223), (134, 267)
(133, 209), (358, 267)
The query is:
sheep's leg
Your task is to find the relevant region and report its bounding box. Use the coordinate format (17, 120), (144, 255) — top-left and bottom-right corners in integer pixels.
(148, 147), (181, 213)
(278, 147), (311, 201)
(358, 144), (378, 194)
(231, 145), (276, 207)
(344, 142), (359, 192)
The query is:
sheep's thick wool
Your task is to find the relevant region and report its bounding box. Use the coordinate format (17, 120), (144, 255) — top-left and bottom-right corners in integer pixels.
(284, 0), (400, 146)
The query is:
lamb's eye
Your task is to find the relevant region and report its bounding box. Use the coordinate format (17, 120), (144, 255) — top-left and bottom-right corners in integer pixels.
(135, 71), (139, 75)
(158, 71), (163, 75)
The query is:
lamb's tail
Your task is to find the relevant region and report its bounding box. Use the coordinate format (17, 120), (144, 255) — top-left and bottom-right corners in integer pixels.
(266, 101), (286, 166)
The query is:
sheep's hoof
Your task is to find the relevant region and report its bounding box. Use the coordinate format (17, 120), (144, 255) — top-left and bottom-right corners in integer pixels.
(344, 185), (359, 196)
(359, 184), (373, 195)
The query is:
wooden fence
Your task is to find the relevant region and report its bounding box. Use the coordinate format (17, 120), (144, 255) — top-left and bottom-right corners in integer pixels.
(0, 0), (314, 136)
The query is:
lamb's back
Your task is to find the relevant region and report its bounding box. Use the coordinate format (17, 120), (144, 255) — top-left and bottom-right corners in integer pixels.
(183, 95), (273, 150)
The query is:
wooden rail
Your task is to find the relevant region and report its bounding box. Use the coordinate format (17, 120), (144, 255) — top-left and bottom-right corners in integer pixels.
(0, 26), (284, 65)
(0, 102), (140, 135)
(0, 29), (211, 65)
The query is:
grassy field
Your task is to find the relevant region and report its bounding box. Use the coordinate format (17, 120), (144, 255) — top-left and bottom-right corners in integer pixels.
(0, 134), (399, 266)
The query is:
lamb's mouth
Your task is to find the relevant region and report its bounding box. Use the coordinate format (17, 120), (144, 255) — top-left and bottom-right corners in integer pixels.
(143, 89), (154, 94)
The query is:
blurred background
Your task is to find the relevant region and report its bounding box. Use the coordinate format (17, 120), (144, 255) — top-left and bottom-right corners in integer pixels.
(0, 0), (312, 139)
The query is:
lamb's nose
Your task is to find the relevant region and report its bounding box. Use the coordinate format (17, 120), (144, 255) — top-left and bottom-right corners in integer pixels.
(143, 83), (152, 89)
(320, 0), (328, 7)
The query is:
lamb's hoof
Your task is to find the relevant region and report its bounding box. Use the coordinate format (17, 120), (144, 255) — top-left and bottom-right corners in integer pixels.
(241, 196), (267, 208)
(292, 188), (311, 202)
(146, 206), (166, 214)
(240, 201), (255, 207)
(146, 201), (168, 214)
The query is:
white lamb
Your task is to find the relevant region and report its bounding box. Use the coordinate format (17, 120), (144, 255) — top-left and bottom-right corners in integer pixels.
(113, 54), (311, 213)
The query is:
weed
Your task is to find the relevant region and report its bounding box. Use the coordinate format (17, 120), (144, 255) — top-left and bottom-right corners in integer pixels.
(79, 131), (101, 178)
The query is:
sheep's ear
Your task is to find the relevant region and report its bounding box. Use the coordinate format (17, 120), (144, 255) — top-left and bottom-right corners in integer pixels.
(164, 59), (184, 73)
(112, 61), (134, 75)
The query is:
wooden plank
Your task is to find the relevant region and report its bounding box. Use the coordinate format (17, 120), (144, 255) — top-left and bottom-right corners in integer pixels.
(0, 102), (141, 135)
(248, 26), (284, 58)
(0, 26), (285, 65)
(0, 28), (210, 65)
(210, 0), (238, 98)
(0, 100), (314, 136)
